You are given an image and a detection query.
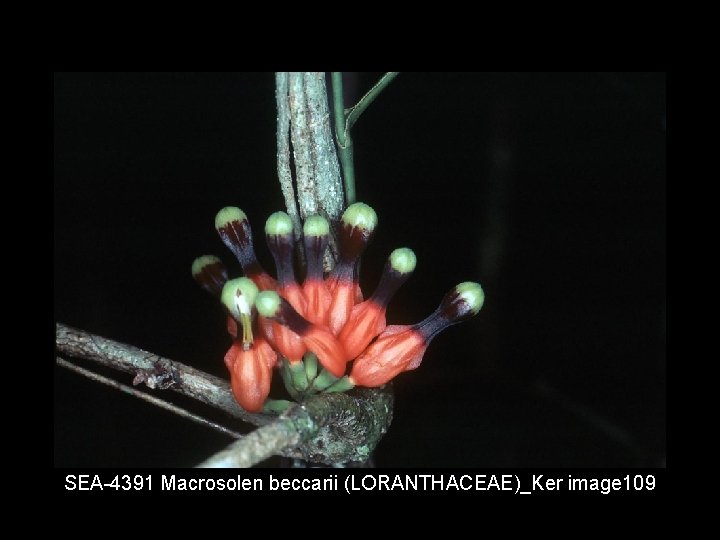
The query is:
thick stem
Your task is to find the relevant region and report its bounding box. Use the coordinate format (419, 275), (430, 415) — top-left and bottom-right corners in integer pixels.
(286, 73), (344, 223)
(275, 72), (303, 241)
(197, 417), (300, 468)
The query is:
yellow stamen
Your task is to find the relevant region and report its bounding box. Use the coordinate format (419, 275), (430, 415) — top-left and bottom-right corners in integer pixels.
(240, 312), (253, 349)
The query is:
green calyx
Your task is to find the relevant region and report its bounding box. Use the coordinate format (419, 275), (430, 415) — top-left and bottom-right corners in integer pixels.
(221, 277), (259, 318)
(215, 206), (247, 230)
(304, 352), (319, 382)
(287, 359), (309, 392)
(341, 202), (377, 231)
(389, 247), (417, 274)
(323, 376), (355, 393)
(265, 211), (293, 236)
(454, 281), (485, 315)
(255, 290), (282, 318)
(303, 215), (330, 237)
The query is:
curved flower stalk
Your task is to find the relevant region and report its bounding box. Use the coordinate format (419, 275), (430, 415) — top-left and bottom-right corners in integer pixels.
(192, 202), (485, 413)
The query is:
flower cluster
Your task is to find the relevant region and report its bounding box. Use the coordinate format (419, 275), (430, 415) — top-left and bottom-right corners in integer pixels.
(192, 202), (484, 412)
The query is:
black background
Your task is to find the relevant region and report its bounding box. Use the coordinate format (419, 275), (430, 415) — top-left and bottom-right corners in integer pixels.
(54, 72), (665, 467)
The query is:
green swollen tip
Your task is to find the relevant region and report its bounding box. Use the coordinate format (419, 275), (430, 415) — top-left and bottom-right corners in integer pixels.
(454, 281), (485, 315)
(215, 206), (247, 231)
(265, 211), (293, 236)
(389, 247), (416, 274)
(341, 202), (377, 231)
(255, 290), (282, 318)
(191, 255), (223, 279)
(303, 215), (330, 237)
(221, 277), (259, 318)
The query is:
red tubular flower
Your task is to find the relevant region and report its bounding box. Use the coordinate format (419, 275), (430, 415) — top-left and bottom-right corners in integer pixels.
(219, 277), (278, 412)
(225, 338), (276, 412)
(215, 207), (277, 291)
(350, 282), (485, 387)
(301, 215), (332, 326)
(256, 290), (347, 377)
(339, 247), (417, 361)
(327, 203), (378, 334)
(265, 211), (307, 361)
(195, 202), (487, 406)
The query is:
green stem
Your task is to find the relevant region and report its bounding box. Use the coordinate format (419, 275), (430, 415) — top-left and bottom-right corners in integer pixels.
(345, 72), (399, 131)
(331, 72), (356, 205)
(331, 72), (399, 207)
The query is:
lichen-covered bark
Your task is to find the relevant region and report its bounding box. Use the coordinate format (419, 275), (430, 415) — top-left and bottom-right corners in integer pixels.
(281, 72), (343, 268)
(287, 387), (394, 463)
(57, 323), (393, 465)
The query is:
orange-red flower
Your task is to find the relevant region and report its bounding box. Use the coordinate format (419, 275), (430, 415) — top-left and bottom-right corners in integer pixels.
(256, 290), (347, 377)
(193, 202), (485, 413)
(349, 325), (426, 387)
(338, 247), (416, 361)
(225, 338), (277, 412)
(301, 215), (332, 326)
(350, 282), (485, 387)
(265, 211), (308, 361)
(326, 203), (377, 334)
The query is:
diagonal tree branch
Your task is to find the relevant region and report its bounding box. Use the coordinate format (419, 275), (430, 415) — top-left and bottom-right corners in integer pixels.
(56, 322), (394, 464)
(197, 417), (299, 468)
(56, 322), (268, 426)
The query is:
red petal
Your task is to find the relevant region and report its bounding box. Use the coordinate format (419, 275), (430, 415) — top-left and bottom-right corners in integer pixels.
(302, 279), (332, 326)
(303, 326), (347, 378)
(338, 300), (386, 361)
(272, 323), (306, 362)
(257, 315), (276, 348)
(328, 281), (356, 335)
(230, 347), (272, 413)
(349, 326), (427, 387)
(223, 340), (244, 371)
(254, 337), (279, 370)
(279, 282), (308, 317)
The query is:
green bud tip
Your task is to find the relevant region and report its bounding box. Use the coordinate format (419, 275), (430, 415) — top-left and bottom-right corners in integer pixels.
(221, 277), (259, 318)
(265, 211), (293, 236)
(255, 290), (282, 318)
(215, 206), (247, 230)
(191, 255), (223, 278)
(455, 281), (485, 315)
(303, 215), (330, 236)
(389, 247), (417, 274)
(341, 202), (377, 231)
